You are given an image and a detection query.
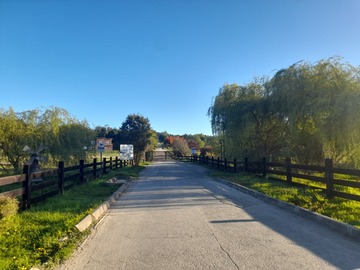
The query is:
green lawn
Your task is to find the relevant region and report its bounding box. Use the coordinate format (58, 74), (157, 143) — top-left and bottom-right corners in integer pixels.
(209, 170), (360, 229)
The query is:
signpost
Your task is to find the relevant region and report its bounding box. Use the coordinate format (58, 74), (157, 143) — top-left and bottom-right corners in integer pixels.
(97, 141), (105, 166)
(97, 141), (105, 152)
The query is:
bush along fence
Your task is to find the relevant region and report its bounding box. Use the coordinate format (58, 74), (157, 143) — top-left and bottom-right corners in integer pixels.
(0, 157), (133, 209)
(189, 155), (360, 202)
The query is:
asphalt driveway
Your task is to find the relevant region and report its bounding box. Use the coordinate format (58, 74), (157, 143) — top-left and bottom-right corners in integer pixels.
(59, 161), (360, 270)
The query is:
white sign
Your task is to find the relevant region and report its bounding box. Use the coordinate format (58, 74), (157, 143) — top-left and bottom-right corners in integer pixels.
(97, 141), (105, 152)
(120, 144), (134, 160)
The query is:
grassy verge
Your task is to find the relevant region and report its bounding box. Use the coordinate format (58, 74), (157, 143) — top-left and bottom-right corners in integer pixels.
(0, 165), (146, 270)
(209, 170), (360, 229)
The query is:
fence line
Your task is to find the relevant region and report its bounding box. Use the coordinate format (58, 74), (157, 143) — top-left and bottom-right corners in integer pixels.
(0, 156), (132, 209)
(189, 155), (360, 202)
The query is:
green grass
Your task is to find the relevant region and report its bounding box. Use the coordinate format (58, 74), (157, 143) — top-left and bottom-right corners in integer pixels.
(209, 170), (360, 229)
(0, 165), (146, 270)
(269, 171), (360, 196)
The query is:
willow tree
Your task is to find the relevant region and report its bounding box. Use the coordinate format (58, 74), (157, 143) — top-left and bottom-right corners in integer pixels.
(0, 108), (38, 172)
(269, 57), (360, 165)
(0, 107), (95, 171)
(208, 79), (287, 161)
(208, 83), (238, 159)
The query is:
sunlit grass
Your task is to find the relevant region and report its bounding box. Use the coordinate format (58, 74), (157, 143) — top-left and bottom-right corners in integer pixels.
(209, 170), (360, 229)
(0, 165), (146, 270)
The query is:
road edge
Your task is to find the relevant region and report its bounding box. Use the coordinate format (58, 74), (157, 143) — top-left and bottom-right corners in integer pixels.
(213, 177), (360, 241)
(75, 181), (130, 232)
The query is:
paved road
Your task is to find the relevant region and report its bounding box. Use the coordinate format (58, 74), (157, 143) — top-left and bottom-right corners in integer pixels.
(59, 161), (360, 270)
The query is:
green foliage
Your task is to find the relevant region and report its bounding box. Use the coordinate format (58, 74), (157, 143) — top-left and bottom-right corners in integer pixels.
(208, 78), (287, 161)
(172, 137), (191, 156)
(119, 114), (155, 165)
(157, 131), (169, 143)
(147, 130), (158, 152)
(0, 166), (145, 269)
(0, 107), (95, 171)
(0, 196), (19, 219)
(208, 57), (360, 166)
(92, 116), (157, 164)
(269, 57), (360, 165)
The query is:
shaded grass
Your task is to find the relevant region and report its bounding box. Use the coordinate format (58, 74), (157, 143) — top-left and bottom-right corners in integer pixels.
(209, 170), (360, 229)
(0, 165), (146, 270)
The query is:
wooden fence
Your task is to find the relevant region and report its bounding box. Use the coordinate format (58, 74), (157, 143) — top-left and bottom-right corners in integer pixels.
(0, 157), (132, 209)
(190, 155), (360, 202)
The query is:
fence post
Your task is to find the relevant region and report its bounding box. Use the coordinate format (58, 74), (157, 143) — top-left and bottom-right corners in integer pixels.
(58, 161), (65, 194)
(115, 156), (119, 169)
(80, 159), (84, 184)
(325, 158), (334, 198)
(244, 157), (249, 172)
(103, 158), (107, 174)
(217, 157), (220, 169)
(206, 156), (209, 166)
(211, 157), (214, 167)
(262, 157), (267, 177)
(93, 158), (97, 179)
(110, 157), (113, 170)
(22, 165), (31, 209)
(224, 158), (227, 172)
(285, 157), (292, 184)
(233, 158), (237, 173)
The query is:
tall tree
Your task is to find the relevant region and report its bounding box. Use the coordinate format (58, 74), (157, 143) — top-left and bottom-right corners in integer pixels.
(0, 108), (35, 172)
(119, 114), (154, 165)
(269, 57), (360, 165)
(208, 79), (287, 161)
(0, 107), (95, 171)
(172, 137), (191, 157)
(209, 57), (360, 165)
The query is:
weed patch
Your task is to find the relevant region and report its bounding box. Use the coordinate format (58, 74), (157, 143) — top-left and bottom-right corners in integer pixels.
(0, 196), (19, 219)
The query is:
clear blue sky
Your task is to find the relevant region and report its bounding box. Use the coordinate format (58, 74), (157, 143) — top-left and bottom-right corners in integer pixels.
(1, 1), (359, 136)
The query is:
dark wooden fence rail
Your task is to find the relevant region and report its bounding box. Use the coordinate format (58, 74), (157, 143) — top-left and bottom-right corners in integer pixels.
(0, 156), (131, 209)
(188, 155), (239, 173)
(189, 155), (360, 202)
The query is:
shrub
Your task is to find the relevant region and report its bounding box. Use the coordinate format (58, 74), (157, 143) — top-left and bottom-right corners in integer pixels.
(0, 195), (19, 219)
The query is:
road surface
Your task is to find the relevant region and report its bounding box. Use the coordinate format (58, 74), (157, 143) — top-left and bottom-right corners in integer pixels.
(58, 160), (360, 270)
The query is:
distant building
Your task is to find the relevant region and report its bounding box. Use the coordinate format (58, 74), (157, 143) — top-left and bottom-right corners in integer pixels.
(96, 138), (113, 151)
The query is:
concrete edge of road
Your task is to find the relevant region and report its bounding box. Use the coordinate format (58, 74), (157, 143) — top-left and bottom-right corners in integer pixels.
(75, 181), (130, 232)
(214, 177), (360, 241)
